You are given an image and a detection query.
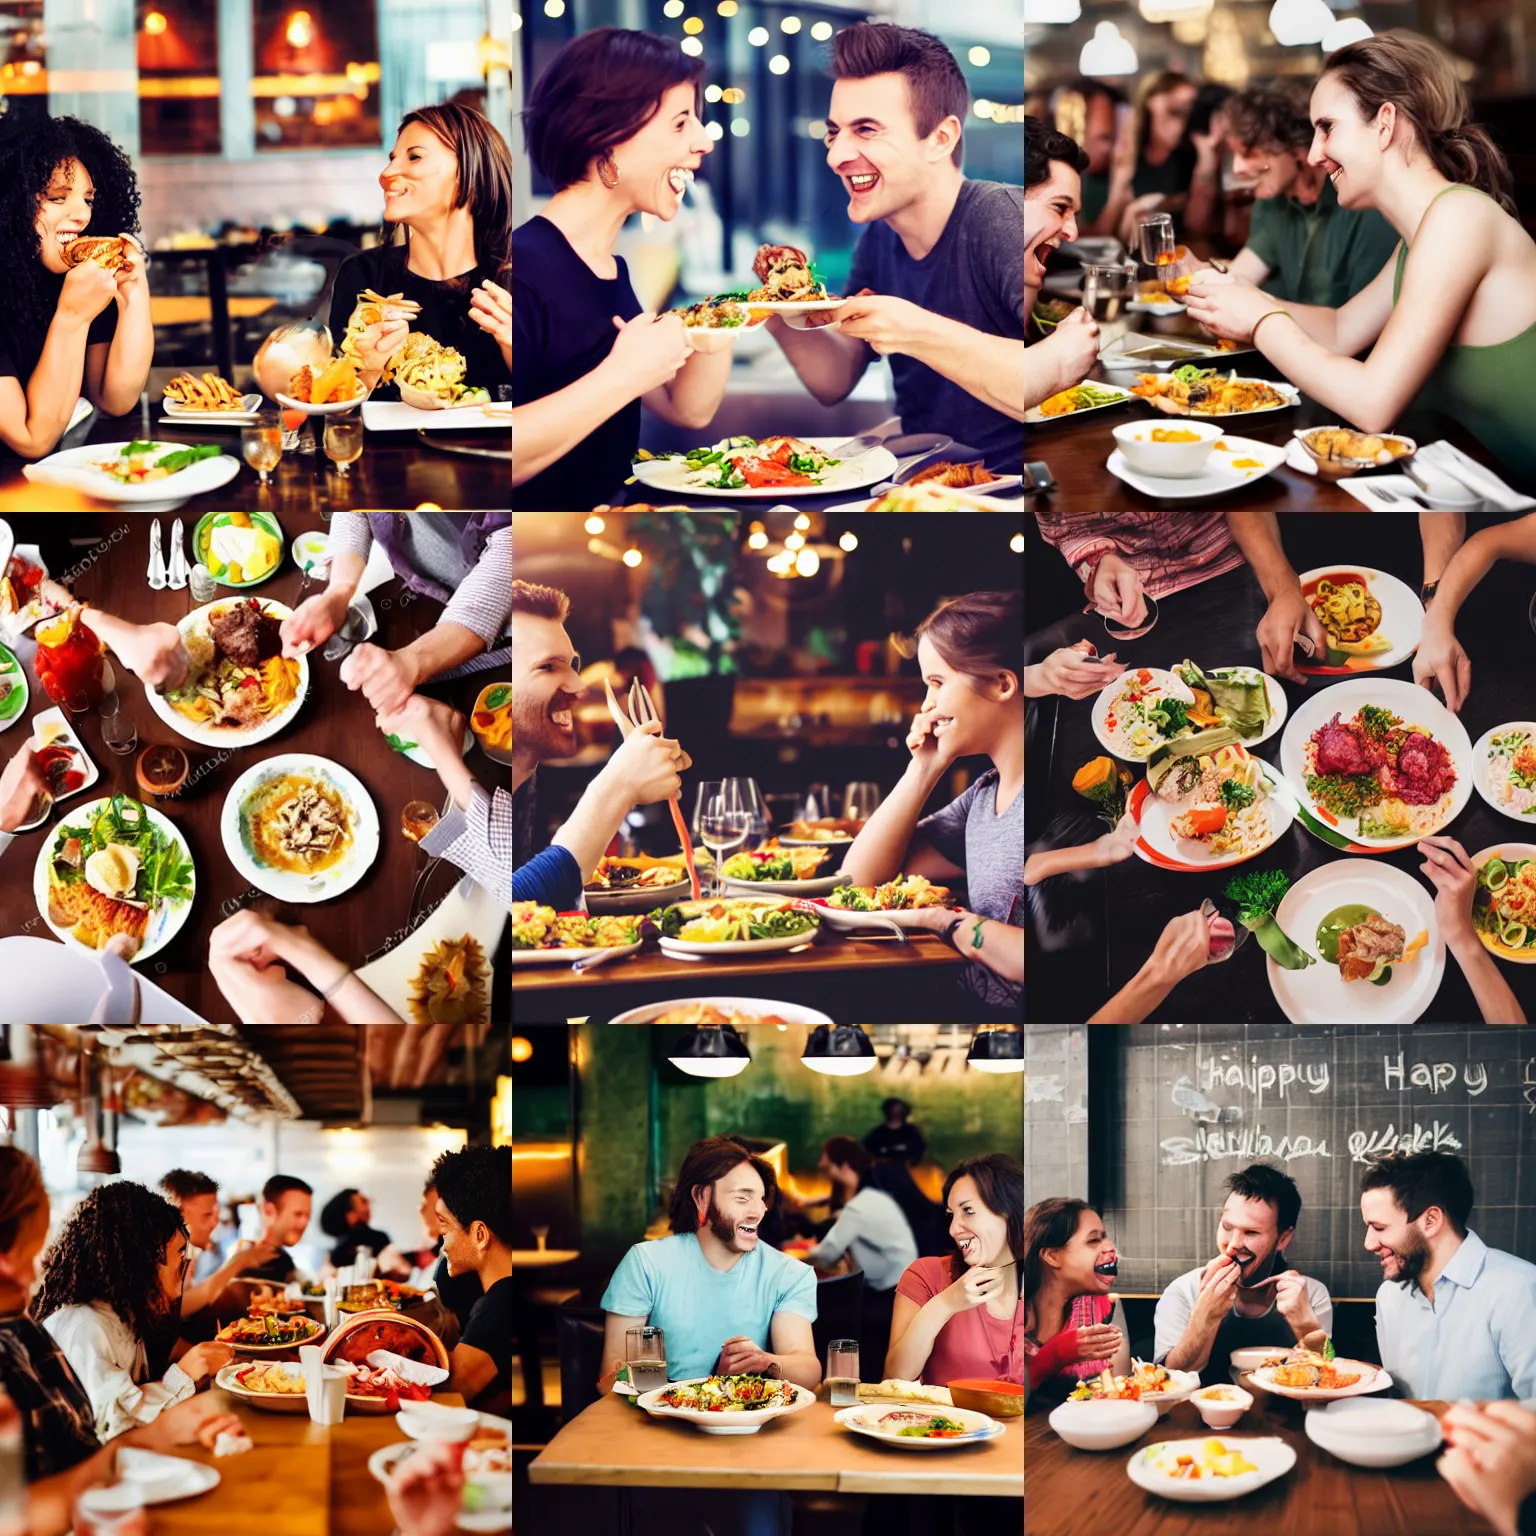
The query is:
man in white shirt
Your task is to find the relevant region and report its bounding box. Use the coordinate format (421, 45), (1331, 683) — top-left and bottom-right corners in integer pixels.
(157, 1170), (280, 1318)
(802, 1137), (918, 1377)
(1364, 1151), (1536, 1401)
(1154, 1163), (1334, 1388)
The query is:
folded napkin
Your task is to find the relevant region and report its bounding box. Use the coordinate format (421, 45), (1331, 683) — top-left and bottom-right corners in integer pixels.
(1414, 440), (1535, 511)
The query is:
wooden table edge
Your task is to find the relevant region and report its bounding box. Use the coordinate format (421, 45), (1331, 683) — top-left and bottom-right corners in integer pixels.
(525, 1460), (841, 1492)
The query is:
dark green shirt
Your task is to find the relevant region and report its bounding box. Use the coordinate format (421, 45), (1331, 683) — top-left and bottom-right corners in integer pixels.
(1246, 177), (1400, 308)
(1079, 170), (1110, 225)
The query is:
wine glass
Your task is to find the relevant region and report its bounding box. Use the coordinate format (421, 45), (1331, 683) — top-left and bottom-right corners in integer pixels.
(843, 782), (882, 823)
(723, 777), (769, 844)
(700, 784), (751, 895)
(241, 410), (283, 486)
(531, 1224), (551, 1254)
(98, 693), (138, 757)
(324, 419), (364, 475)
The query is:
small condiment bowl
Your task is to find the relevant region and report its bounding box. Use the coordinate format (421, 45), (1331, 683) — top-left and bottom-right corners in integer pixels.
(1294, 426), (1417, 479)
(1192, 1383), (1252, 1430)
(1228, 1346), (1277, 1384)
(1112, 418), (1224, 479)
(1047, 1397), (1158, 1450)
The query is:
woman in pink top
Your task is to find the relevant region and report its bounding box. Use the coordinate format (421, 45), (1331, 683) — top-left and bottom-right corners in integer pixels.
(885, 1154), (1023, 1387)
(1021, 1197), (1131, 1407)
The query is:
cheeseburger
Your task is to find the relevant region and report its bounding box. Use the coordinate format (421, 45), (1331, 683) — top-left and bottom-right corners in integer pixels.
(62, 236), (134, 273)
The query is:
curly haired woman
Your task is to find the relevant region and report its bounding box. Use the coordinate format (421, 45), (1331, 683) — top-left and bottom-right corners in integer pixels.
(0, 113), (153, 460)
(31, 1182), (233, 1441)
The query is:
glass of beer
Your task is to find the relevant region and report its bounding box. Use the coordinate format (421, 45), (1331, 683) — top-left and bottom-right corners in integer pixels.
(324, 419), (364, 474)
(242, 410), (283, 485)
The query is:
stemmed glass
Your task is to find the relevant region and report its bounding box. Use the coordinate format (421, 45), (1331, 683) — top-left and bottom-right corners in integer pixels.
(843, 782), (882, 822)
(241, 410), (283, 486)
(723, 777), (769, 843)
(697, 781), (751, 895)
(98, 692), (137, 756)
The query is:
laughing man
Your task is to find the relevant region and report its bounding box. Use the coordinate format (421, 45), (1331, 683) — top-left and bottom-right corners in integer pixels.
(766, 23), (1024, 471)
(1155, 1163), (1334, 1387)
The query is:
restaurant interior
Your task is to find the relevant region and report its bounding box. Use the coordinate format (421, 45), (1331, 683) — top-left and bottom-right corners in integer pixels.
(0, 1), (512, 512)
(1026, 1022), (1536, 1533)
(511, 509), (1025, 1025)
(1025, 0), (1536, 506)
(511, 1021), (1024, 1536)
(0, 1021), (512, 1535)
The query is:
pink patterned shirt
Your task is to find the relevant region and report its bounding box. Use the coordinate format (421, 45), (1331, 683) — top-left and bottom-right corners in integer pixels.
(1034, 511), (1246, 602)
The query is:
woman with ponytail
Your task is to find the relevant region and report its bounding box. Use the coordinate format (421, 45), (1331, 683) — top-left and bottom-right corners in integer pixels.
(1187, 30), (1536, 487)
(838, 590), (1024, 1018)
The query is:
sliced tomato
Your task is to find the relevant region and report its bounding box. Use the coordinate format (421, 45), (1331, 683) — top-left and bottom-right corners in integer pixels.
(1182, 806), (1228, 835)
(733, 455), (816, 488)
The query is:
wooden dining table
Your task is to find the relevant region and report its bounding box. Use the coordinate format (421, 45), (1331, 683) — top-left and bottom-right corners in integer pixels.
(529, 1388), (1024, 1498)
(0, 406), (510, 513)
(0, 512), (510, 1023)
(1026, 1391), (1491, 1535)
(144, 1387), (474, 1535)
(512, 930), (972, 1023)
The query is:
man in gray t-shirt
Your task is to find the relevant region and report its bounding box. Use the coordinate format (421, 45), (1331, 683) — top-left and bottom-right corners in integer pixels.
(915, 768), (1023, 1012)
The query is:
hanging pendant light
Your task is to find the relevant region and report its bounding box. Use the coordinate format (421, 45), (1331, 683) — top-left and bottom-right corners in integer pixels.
(1321, 15), (1372, 50)
(1268, 0), (1335, 48)
(1080, 22), (1138, 78)
(667, 1025), (752, 1078)
(966, 1026), (1024, 1074)
(801, 1025), (877, 1076)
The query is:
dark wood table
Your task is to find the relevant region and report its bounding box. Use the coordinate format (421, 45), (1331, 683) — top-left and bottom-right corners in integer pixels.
(0, 407), (510, 513)
(0, 512), (510, 1022)
(512, 929), (973, 1022)
(1027, 1392), (1489, 1535)
(1026, 321), (1500, 510)
(1025, 513), (1536, 1023)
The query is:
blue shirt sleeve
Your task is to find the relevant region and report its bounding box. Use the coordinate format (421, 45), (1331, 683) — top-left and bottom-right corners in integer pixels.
(775, 1256), (818, 1323)
(1493, 1265), (1536, 1401)
(512, 844), (583, 908)
(599, 1244), (656, 1319)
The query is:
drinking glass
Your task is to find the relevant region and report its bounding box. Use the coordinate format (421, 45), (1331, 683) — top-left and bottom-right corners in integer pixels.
(723, 777), (769, 843)
(1137, 212), (1175, 270)
(401, 800), (440, 843)
(98, 693), (137, 757)
(843, 782), (882, 823)
(626, 1325), (669, 1394)
(826, 1339), (860, 1406)
(280, 406), (312, 454)
(242, 411), (283, 485)
(189, 562), (219, 604)
(1080, 262), (1131, 324)
(324, 419), (364, 474)
(531, 1224), (550, 1253)
(699, 783), (751, 895)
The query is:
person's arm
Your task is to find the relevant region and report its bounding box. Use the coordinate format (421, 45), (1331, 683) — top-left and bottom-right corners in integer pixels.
(764, 314), (874, 406)
(1162, 1262), (1238, 1374)
(1025, 313), (1102, 410)
(908, 907), (1024, 986)
(1225, 509), (1329, 684)
(837, 759), (967, 889)
(640, 342), (732, 430)
(447, 1338), (497, 1403)
(1452, 931), (1527, 1026)
(438, 527), (511, 650)
(511, 844), (581, 907)
(1025, 815), (1137, 885)
(53, 1312), (197, 1440)
(97, 244), (154, 415)
(766, 1312), (821, 1392)
(0, 320), (94, 460)
(1087, 910), (1212, 1024)
(1423, 514), (1536, 629)
(1498, 1282), (1536, 1401)
(597, 1311), (649, 1392)
(884, 1286), (954, 1382)
(1421, 513), (1467, 590)
(1418, 837), (1527, 1025)
(1227, 248), (1272, 287)
(802, 1206), (859, 1269)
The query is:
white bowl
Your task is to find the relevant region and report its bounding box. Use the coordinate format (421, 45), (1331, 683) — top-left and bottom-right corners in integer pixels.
(1305, 1400), (1442, 1468)
(1048, 1397), (1157, 1450)
(1192, 1384), (1252, 1429)
(1228, 1346), (1278, 1382)
(1111, 418), (1223, 478)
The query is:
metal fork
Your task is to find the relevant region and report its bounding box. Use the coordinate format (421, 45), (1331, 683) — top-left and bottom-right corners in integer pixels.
(603, 676), (702, 901)
(406, 789), (457, 930)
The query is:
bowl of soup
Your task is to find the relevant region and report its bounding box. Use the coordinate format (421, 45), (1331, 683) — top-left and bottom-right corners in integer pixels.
(1112, 418), (1223, 478)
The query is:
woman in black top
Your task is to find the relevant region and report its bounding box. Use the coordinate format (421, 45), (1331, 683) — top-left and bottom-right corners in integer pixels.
(327, 102), (511, 402)
(513, 28), (732, 510)
(0, 114), (153, 460)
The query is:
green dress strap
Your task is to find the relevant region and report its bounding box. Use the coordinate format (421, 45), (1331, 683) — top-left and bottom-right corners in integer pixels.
(1392, 185), (1489, 303)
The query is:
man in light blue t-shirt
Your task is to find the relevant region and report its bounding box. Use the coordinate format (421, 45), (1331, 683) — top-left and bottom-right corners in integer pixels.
(599, 1137), (820, 1393)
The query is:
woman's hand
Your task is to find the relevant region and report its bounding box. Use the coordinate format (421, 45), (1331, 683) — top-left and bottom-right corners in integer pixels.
(59, 260), (118, 326)
(281, 588), (353, 657)
(1143, 910), (1217, 988)
(351, 319), (411, 377)
(906, 706), (965, 775)
(603, 312), (691, 398)
(1416, 836), (1479, 951)
(113, 234), (150, 306)
(1032, 644), (1124, 700)
(0, 745), (47, 833)
(177, 1341), (235, 1384)
(1184, 270), (1275, 344)
(1072, 1324), (1125, 1363)
(1438, 1401), (1536, 1536)
(1090, 552), (1147, 627)
(469, 279), (512, 349)
(1413, 613), (1471, 712)
(940, 1264), (1009, 1317)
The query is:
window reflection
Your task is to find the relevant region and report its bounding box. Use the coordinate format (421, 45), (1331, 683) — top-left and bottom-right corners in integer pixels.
(139, 1), (221, 156)
(252, 0), (381, 151)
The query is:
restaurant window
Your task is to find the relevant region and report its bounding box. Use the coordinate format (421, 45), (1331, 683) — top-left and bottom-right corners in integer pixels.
(0, 1), (47, 131)
(138, 1), (222, 156)
(252, 0), (382, 151)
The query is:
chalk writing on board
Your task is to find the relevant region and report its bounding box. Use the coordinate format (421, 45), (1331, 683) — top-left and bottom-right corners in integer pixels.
(1197, 1057), (1330, 1107)
(1383, 1054), (1487, 1097)
(1348, 1121), (1466, 1163)
(1161, 1127), (1331, 1165)
(1523, 1058), (1536, 1114)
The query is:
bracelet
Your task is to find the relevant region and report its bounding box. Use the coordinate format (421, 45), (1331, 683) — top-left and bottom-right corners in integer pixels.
(1252, 309), (1291, 341)
(322, 966), (354, 1001)
(940, 916), (966, 949)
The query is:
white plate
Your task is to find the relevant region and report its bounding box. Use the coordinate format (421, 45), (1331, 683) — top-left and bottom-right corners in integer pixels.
(718, 871), (845, 898)
(1126, 299), (1187, 316)
(1304, 1400), (1440, 1468)
(609, 997), (835, 1024)
(0, 644), (27, 731)
(214, 1360), (309, 1414)
(164, 392), (263, 422)
(386, 721), (474, 772)
(0, 544), (63, 641)
(33, 798), (196, 965)
(737, 299), (845, 313)
(360, 400), (511, 432)
(833, 1402), (1003, 1448)
(632, 438), (898, 501)
(1130, 760), (1297, 873)
(221, 755), (380, 903)
(367, 1443), (510, 1531)
(1090, 667), (1196, 762)
(1279, 678), (1471, 851)
(1137, 377), (1300, 418)
(1127, 1436), (1295, 1501)
(115, 1447), (220, 1504)
(143, 599), (309, 748)
(355, 878), (505, 1021)
(637, 1377), (817, 1435)
(276, 388), (370, 417)
(22, 441), (240, 511)
(1469, 842), (1536, 964)
(292, 530), (332, 576)
(806, 900), (950, 931)
(1296, 567), (1424, 674)
(1107, 436), (1287, 501)
(1024, 385), (1134, 426)
(510, 940), (642, 966)
(583, 875), (695, 914)
(1472, 724), (1536, 824)
(1248, 1360), (1390, 1402)
(11, 708), (100, 832)
(395, 1407), (511, 1443)
(658, 930), (817, 959)
(1268, 859), (1444, 1024)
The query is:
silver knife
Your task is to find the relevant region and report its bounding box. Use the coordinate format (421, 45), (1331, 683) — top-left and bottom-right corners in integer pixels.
(826, 415), (904, 459)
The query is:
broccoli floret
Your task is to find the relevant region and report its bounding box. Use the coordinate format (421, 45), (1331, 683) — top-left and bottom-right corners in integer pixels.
(1223, 867), (1292, 922)
(1220, 778), (1257, 811)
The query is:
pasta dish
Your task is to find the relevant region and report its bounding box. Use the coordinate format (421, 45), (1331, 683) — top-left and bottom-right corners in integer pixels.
(1305, 574), (1384, 649)
(1474, 854), (1536, 957)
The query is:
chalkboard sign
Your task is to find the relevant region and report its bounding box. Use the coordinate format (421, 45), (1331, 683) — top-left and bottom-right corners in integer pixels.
(1025, 1025), (1090, 1202)
(1091, 1025), (1536, 1299)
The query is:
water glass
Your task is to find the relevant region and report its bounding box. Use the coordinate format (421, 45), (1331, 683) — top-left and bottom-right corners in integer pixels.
(324, 418), (364, 474)
(826, 1339), (860, 1406)
(626, 1325), (669, 1393)
(843, 782), (881, 822)
(723, 777), (769, 843)
(1137, 211), (1175, 270)
(98, 693), (138, 757)
(700, 783), (751, 894)
(241, 411), (283, 485)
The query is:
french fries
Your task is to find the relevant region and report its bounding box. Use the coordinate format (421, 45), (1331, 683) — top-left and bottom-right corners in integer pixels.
(164, 372), (245, 411)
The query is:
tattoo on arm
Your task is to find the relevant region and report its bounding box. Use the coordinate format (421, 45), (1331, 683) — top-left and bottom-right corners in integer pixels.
(970, 918), (985, 951)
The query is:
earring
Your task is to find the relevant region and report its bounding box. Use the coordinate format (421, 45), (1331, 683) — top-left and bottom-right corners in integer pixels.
(597, 152), (620, 190)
